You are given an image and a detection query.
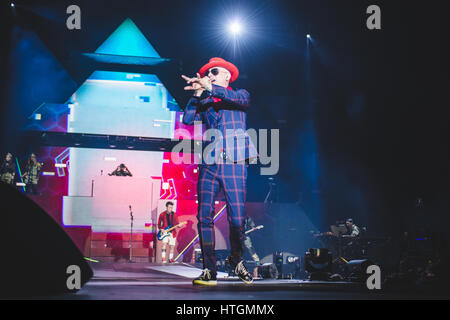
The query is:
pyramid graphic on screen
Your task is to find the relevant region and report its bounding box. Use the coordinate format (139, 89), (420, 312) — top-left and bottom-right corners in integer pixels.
(95, 18), (161, 58)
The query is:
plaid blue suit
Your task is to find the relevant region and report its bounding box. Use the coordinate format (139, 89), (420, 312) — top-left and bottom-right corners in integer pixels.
(183, 84), (255, 272)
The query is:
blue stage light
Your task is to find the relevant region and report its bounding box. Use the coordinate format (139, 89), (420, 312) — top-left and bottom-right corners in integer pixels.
(228, 21), (243, 35)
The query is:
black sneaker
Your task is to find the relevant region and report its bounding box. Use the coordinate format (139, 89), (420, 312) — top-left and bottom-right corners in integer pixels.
(235, 261), (253, 284)
(193, 268), (217, 286)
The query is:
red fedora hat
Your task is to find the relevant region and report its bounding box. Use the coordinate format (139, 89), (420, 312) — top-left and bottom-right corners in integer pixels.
(199, 57), (239, 83)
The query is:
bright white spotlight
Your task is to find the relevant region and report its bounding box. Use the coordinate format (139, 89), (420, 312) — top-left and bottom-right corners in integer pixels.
(11, 3), (15, 7)
(306, 34), (311, 39)
(228, 21), (243, 35)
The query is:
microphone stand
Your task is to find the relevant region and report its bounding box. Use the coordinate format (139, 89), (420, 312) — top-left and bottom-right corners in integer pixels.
(129, 205), (134, 263)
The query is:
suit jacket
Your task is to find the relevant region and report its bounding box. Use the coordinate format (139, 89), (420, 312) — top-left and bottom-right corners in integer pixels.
(182, 84), (257, 163)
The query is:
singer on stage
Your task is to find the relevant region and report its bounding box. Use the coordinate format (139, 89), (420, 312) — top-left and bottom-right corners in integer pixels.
(182, 57), (257, 285)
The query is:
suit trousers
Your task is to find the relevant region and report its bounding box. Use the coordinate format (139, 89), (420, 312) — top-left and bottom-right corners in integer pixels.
(197, 163), (247, 272)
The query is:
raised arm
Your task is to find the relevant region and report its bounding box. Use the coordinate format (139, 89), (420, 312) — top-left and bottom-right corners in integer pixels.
(209, 84), (250, 109)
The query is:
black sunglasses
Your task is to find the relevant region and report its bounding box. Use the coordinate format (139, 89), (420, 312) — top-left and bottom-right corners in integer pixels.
(206, 68), (220, 76)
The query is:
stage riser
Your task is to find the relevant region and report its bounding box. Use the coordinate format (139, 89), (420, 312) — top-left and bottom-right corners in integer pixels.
(87, 232), (155, 262)
(91, 233), (151, 241)
(91, 240), (152, 249)
(90, 248), (149, 257)
(91, 257), (150, 263)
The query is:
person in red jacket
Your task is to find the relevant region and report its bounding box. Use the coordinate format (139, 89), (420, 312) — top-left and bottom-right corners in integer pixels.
(157, 201), (179, 263)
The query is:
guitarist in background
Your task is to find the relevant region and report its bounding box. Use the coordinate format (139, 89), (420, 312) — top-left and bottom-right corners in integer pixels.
(243, 216), (260, 266)
(0, 153), (16, 185)
(157, 201), (179, 263)
(22, 153), (41, 195)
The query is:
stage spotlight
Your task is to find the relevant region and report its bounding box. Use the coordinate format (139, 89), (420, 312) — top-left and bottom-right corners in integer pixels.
(273, 252), (301, 279)
(11, 3), (15, 7)
(228, 21), (243, 36)
(306, 34), (311, 39)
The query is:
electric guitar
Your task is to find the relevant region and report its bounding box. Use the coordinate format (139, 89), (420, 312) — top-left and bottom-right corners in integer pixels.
(245, 225), (264, 235)
(157, 221), (187, 241)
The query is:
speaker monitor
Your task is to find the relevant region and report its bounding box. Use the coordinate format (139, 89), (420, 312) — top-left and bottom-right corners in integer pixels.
(0, 183), (93, 298)
(345, 259), (374, 282)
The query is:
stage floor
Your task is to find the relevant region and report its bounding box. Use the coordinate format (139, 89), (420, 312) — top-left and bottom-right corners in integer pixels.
(35, 262), (450, 300)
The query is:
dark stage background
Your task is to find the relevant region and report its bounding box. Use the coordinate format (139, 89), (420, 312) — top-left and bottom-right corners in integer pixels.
(0, 0), (446, 244)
